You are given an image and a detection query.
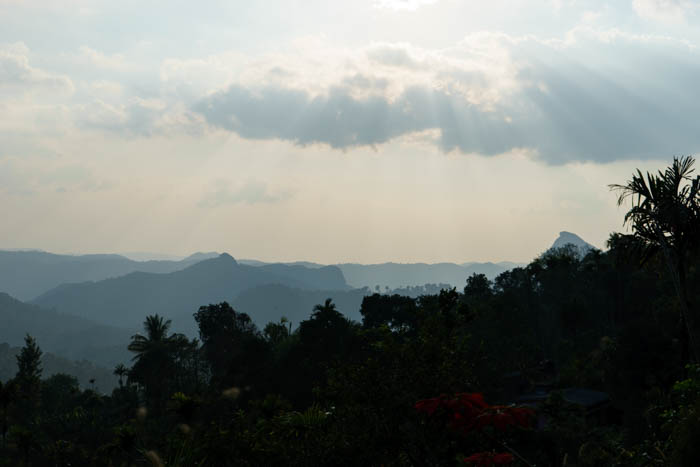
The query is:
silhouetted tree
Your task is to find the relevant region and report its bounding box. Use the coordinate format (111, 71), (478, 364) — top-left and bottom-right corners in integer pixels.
(360, 293), (417, 330)
(128, 314), (184, 407)
(295, 299), (358, 394)
(113, 363), (128, 388)
(611, 155), (700, 362)
(14, 334), (42, 419)
(41, 373), (79, 417)
(464, 273), (493, 300)
(0, 380), (17, 449)
(264, 317), (292, 346)
(194, 302), (267, 392)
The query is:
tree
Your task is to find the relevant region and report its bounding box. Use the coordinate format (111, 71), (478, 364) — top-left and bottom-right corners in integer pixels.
(264, 317), (292, 346)
(128, 314), (183, 406)
(113, 363), (128, 388)
(41, 373), (79, 416)
(296, 299), (357, 385)
(15, 334), (42, 418)
(464, 273), (493, 300)
(194, 302), (267, 391)
(0, 380), (17, 449)
(611, 156), (700, 362)
(360, 293), (417, 330)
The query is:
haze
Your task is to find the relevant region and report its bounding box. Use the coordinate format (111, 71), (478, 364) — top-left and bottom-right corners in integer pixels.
(2, 0), (699, 263)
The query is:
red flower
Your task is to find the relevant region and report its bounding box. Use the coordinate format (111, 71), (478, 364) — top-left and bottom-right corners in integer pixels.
(414, 396), (442, 416)
(475, 405), (534, 432)
(415, 393), (533, 434)
(462, 452), (514, 466)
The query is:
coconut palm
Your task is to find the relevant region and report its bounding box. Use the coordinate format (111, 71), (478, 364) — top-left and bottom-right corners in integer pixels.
(610, 155), (700, 362)
(128, 314), (179, 405)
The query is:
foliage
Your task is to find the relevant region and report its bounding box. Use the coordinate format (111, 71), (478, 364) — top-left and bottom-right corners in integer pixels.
(2, 157), (700, 464)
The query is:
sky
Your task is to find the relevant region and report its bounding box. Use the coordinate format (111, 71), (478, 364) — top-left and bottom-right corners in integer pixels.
(1, 0), (700, 264)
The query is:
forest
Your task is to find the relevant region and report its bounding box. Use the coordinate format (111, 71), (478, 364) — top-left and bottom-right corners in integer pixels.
(2, 157), (700, 466)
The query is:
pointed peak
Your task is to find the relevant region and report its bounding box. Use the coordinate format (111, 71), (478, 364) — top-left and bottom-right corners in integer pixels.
(551, 231), (596, 253)
(217, 253), (237, 264)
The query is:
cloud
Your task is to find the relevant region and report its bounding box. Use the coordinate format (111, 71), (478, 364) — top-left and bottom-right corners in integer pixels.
(372, 0), (438, 11)
(0, 42), (73, 93)
(198, 180), (292, 207)
(192, 30), (700, 164)
(0, 156), (109, 195)
(77, 46), (132, 71)
(632, 0), (695, 23)
(76, 97), (165, 135)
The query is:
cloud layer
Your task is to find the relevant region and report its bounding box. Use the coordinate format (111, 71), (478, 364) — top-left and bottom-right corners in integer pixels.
(193, 31), (700, 164)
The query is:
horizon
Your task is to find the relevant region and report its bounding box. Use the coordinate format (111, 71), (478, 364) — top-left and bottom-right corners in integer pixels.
(0, 229), (595, 265)
(2, 1), (698, 263)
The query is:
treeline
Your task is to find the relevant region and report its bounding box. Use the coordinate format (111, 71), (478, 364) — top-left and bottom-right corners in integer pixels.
(2, 158), (700, 465)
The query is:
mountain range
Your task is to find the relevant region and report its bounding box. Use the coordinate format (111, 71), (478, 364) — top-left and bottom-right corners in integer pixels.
(0, 230), (597, 390)
(0, 249), (220, 301)
(32, 254), (350, 335)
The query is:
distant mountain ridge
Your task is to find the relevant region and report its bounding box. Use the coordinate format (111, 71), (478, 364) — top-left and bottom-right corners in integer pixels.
(335, 262), (522, 289)
(239, 259), (526, 289)
(33, 253), (350, 335)
(0, 249), (221, 301)
(0, 292), (132, 368)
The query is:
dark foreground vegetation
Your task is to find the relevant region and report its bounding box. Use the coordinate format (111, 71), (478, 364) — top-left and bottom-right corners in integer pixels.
(3, 157), (700, 466)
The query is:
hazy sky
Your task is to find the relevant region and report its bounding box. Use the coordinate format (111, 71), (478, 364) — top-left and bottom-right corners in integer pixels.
(2, 0), (700, 263)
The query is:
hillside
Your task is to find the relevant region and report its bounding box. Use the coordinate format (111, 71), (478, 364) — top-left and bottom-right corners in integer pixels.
(0, 250), (218, 301)
(0, 292), (132, 368)
(33, 254), (351, 335)
(335, 261), (521, 290)
(240, 259), (525, 289)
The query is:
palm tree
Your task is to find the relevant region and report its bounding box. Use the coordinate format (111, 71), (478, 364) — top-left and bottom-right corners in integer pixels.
(610, 155), (700, 362)
(113, 363), (128, 387)
(128, 315), (178, 405)
(313, 298), (337, 316)
(129, 315), (173, 355)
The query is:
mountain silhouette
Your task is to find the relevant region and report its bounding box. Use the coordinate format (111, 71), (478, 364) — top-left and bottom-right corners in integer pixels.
(0, 249), (220, 301)
(240, 259), (525, 290)
(0, 292), (132, 368)
(32, 253), (350, 335)
(549, 231), (596, 256)
(334, 262), (522, 290)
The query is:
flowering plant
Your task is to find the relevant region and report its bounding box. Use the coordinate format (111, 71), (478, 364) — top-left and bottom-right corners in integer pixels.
(414, 393), (534, 465)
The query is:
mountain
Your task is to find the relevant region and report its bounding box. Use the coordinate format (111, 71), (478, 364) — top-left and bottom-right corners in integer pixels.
(33, 254), (351, 335)
(0, 249), (219, 301)
(231, 284), (365, 327)
(240, 259), (524, 290)
(549, 231), (597, 256)
(334, 261), (523, 290)
(0, 292), (132, 368)
(257, 263), (349, 291)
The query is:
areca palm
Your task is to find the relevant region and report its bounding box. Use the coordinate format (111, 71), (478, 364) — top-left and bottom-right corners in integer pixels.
(128, 315), (179, 404)
(610, 155), (700, 362)
(113, 363), (128, 387)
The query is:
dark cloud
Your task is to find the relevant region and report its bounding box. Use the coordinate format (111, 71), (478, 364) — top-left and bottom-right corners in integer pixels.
(192, 37), (700, 164)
